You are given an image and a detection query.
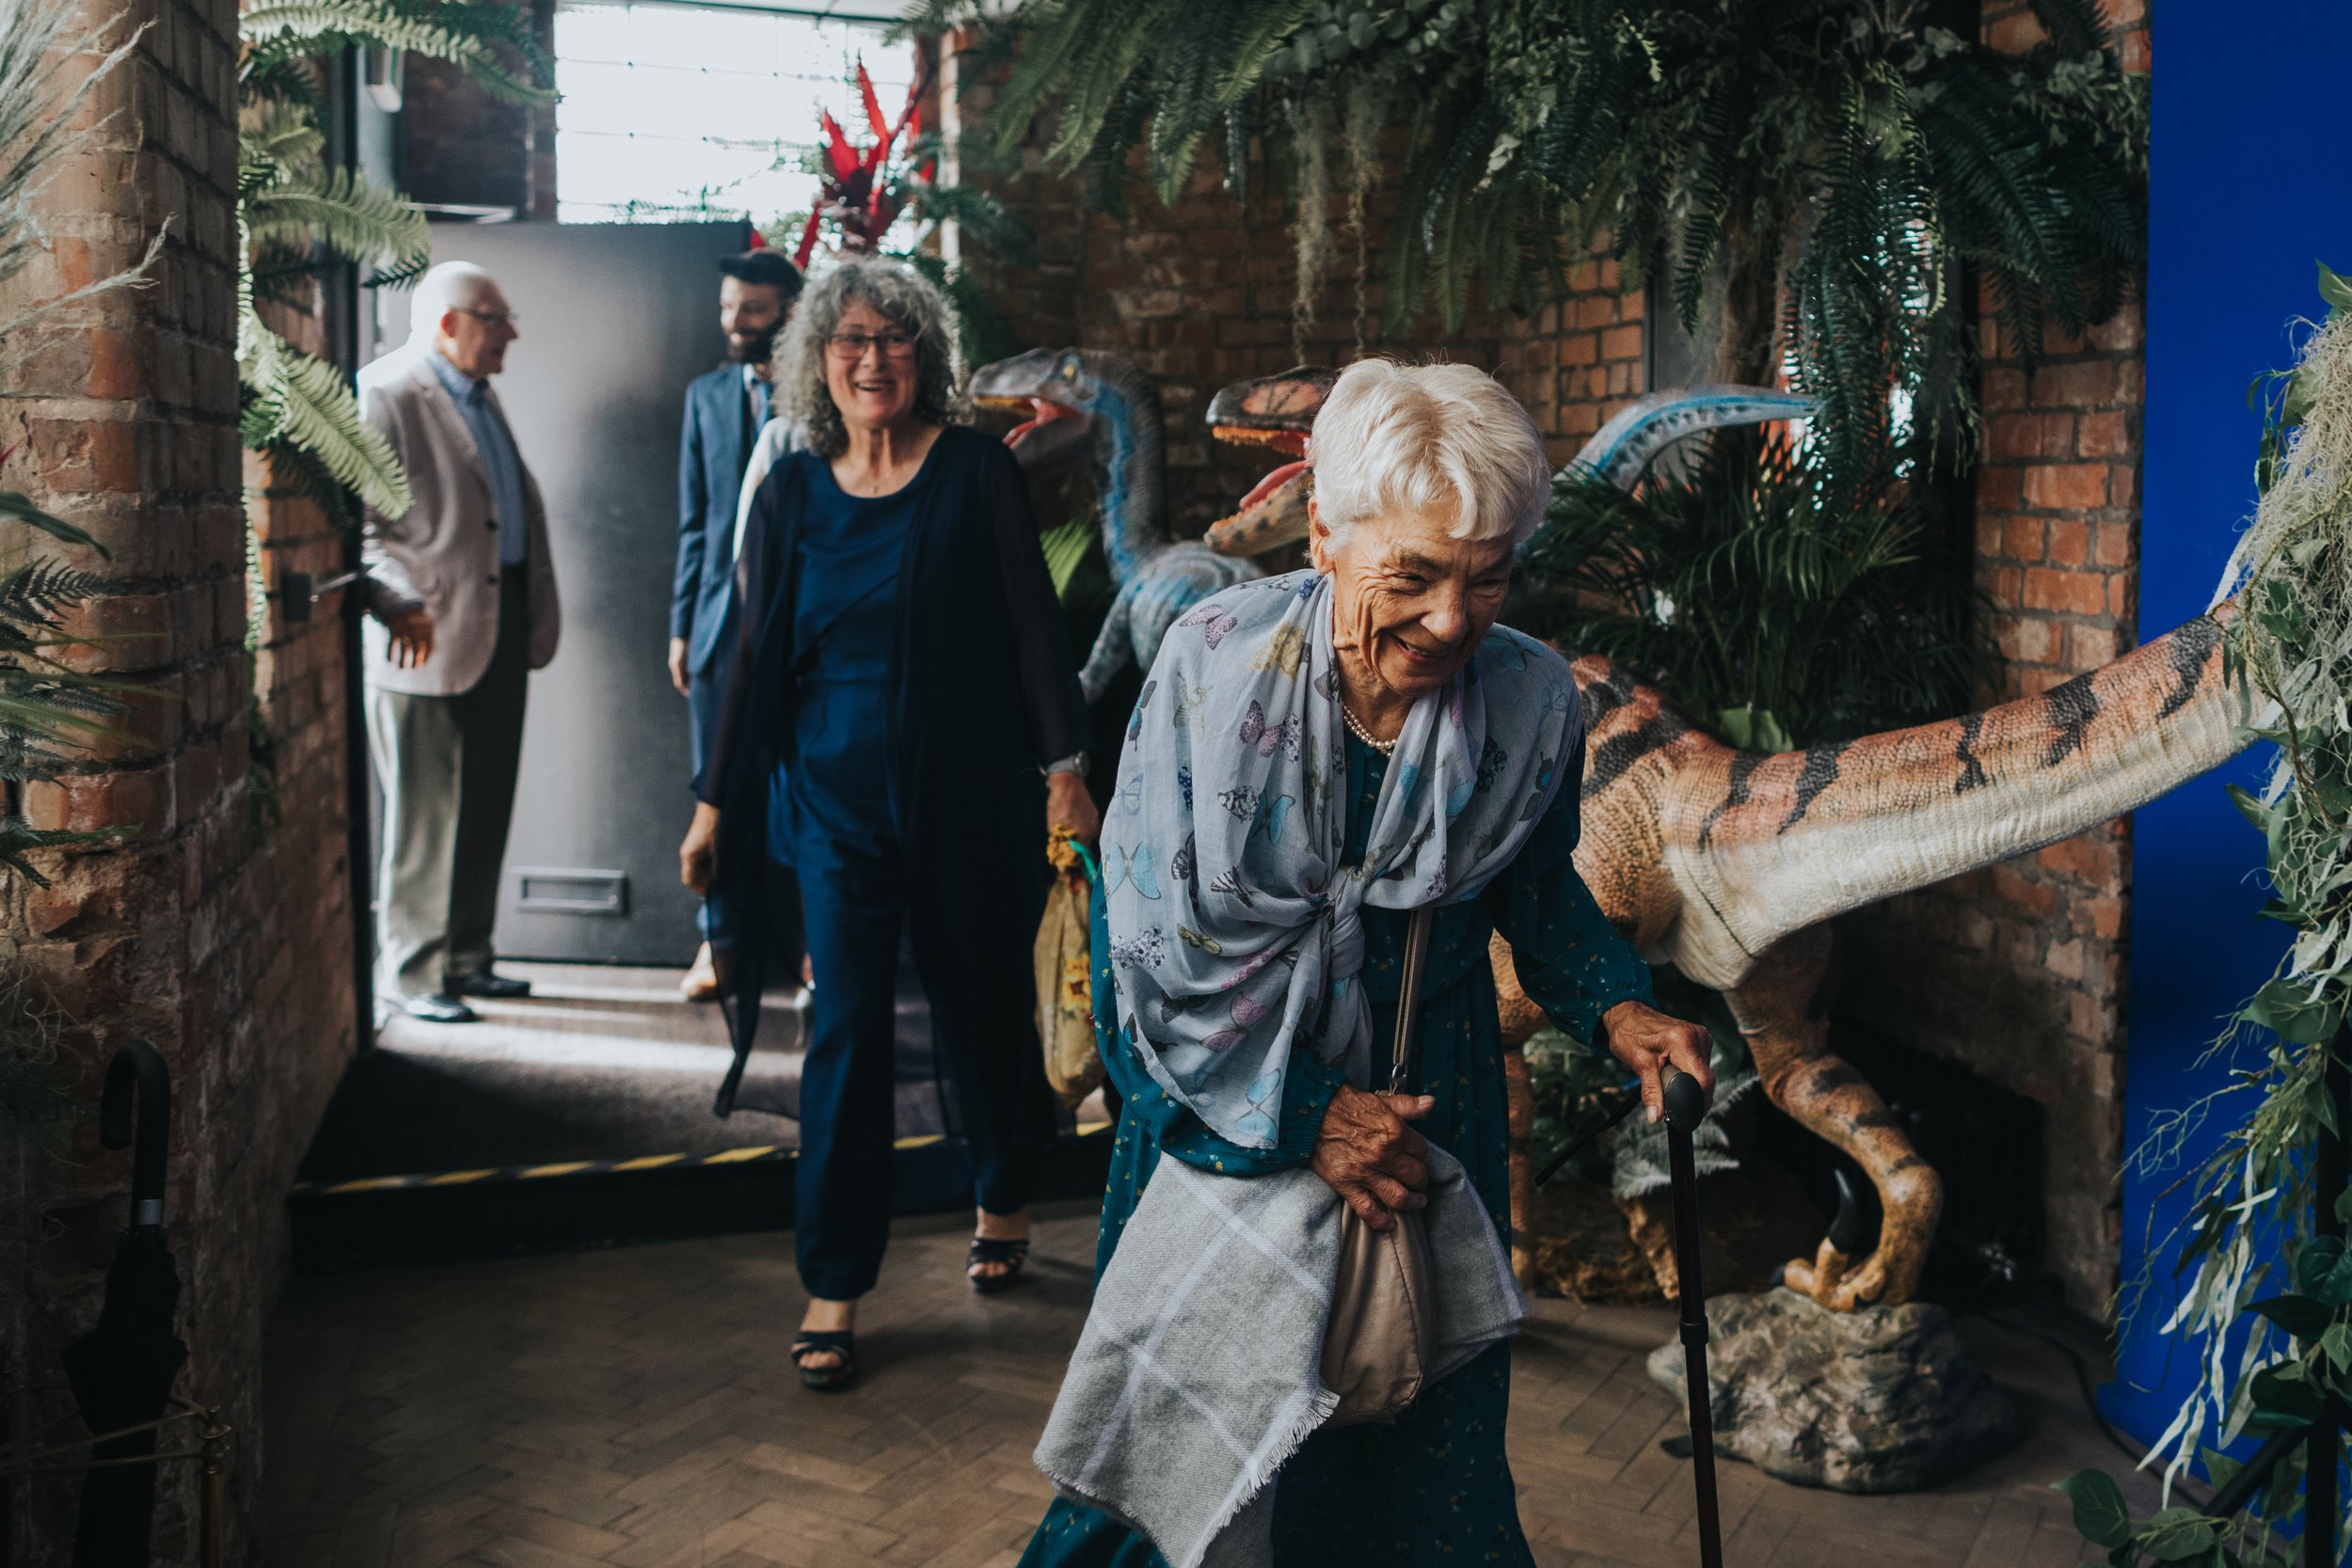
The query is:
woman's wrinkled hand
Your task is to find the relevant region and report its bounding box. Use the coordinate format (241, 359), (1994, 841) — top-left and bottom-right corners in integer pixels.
(1600, 1000), (1716, 1125)
(1047, 769), (1101, 851)
(1311, 1085), (1434, 1231)
(679, 802), (721, 896)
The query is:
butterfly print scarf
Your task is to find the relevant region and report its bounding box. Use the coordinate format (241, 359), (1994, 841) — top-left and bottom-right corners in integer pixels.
(1101, 569), (1583, 1149)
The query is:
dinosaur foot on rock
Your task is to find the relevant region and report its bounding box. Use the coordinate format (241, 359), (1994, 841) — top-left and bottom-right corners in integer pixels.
(1781, 1242), (1925, 1312)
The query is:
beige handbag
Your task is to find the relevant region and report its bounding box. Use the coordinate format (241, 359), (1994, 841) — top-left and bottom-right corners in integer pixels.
(1036, 830), (1106, 1108)
(1320, 905), (1439, 1427)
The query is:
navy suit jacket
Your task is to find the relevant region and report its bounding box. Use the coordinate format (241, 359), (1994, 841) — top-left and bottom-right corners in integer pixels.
(673, 363), (763, 676)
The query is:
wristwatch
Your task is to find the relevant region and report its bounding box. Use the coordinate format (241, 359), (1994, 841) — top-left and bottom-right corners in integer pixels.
(1044, 752), (1090, 778)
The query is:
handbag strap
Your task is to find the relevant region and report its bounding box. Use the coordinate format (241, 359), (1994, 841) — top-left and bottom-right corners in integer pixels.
(1382, 906), (1437, 1097)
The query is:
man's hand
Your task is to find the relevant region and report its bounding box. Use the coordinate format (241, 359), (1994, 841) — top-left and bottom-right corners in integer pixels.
(667, 636), (691, 697)
(382, 606), (435, 669)
(679, 801), (720, 896)
(1311, 1085), (1434, 1231)
(1046, 770), (1101, 851)
(1601, 1000), (1716, 1125)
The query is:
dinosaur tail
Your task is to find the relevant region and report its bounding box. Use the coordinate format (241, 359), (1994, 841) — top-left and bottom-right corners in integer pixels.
(1669, 605), (2259, 965)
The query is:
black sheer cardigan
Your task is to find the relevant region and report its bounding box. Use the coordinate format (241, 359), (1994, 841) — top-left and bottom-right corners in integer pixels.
(697, 424), (1090, 1113)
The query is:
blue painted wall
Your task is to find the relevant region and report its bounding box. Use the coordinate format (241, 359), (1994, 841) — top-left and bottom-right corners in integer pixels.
(2106, 0), (2352, 1446)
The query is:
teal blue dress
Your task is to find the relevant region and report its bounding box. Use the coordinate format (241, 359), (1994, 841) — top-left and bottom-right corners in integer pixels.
(1021, 733), (1653, 1568)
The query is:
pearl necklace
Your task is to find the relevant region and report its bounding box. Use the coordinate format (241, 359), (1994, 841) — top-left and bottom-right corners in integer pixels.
(1340, 699), (1398, 756)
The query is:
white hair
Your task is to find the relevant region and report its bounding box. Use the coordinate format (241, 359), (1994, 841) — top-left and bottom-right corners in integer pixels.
(1310, 359), (1550, 550)
(407, 261), (500, 342)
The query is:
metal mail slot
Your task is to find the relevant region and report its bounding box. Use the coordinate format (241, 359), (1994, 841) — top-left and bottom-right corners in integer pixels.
(513, 867), (628, 916)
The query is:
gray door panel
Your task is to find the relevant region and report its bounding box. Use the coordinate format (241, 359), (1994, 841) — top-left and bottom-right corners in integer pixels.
(373, 220), (749, 964)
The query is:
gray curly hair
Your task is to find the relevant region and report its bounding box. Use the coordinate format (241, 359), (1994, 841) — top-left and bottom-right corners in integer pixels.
(774, 258), (963, 457)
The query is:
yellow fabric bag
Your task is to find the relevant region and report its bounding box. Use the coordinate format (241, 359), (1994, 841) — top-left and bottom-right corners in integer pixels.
(1037, 830), (1104, 1109)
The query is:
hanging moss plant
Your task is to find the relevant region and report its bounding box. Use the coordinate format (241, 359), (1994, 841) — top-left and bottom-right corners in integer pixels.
(918, 0), (2145, 485)
(2057, 268), (2352, 1567)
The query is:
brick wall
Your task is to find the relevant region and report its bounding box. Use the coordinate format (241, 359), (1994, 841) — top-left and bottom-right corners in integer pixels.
(0, 3), (359, 1560)
(946, 5), (2147, 1311)
(397, 0), (556, 218)
(944, 44), (1649, 538)
(1839, 0), (2149, 1311)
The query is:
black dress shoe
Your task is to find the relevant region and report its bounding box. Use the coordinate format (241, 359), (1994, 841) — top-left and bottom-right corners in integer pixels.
(400, 992), (480, 1023)
(454, 972), (532, 999)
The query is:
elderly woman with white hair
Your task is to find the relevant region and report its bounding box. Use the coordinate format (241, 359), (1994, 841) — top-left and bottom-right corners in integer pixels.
(679, 259), (1096, 1390)
(1019, 361), (1712, 1568)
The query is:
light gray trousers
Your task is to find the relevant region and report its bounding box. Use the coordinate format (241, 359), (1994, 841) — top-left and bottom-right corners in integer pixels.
(365, 577), (530, 998)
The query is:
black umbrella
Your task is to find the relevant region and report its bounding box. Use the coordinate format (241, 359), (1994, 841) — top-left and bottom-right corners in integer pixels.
(59, 1040), (187, 1568)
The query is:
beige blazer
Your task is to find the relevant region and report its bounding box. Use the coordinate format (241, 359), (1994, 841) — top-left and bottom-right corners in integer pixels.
(357, 349), (563, 696)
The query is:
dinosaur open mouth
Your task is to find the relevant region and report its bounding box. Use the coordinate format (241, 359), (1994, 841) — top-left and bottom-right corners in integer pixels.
(978, 394), (1082, 450)
(1206, 423), (1313, 557)
(1233, 458), (1308, 513)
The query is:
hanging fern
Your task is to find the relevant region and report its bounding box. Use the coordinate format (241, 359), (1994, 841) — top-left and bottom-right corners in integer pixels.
(232, 0), (551, 528)
(241, 0), (555, 108)
(244, 166), (429, 268)
(927, 0), (2146, 484)
(238, 308), (413, 516)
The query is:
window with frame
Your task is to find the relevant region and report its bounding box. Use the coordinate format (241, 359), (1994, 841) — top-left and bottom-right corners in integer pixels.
(552, 2), (918, 229)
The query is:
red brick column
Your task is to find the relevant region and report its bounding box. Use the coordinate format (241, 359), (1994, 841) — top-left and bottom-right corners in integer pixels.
(0, 3), (360, 1559)
(1841, 0), (2149, 1311)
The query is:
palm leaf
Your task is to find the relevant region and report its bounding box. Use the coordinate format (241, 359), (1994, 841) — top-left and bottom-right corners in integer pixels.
(0, 492), (107, 558)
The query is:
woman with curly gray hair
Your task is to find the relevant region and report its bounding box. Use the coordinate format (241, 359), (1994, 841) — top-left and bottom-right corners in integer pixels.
(679, 259), (1098, 1390)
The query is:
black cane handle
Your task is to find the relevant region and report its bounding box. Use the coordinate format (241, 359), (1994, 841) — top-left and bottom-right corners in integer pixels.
(98, 1040), (170, 1227)
(1661, 1065), (1709, 1132)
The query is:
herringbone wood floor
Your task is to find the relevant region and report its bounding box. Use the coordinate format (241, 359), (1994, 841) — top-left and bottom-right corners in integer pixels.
(262, 1202), (2152, 1567)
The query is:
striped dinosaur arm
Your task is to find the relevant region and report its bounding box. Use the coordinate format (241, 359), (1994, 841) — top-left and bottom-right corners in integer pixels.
(1075, 587), (1135, 705)
(1665, 608), (2256, 972)
(1494, 755), (1656, 1043)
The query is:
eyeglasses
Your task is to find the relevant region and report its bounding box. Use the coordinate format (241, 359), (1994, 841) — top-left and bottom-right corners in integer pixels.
(826, 330), (917, 360)
(457, 307), (518, 327)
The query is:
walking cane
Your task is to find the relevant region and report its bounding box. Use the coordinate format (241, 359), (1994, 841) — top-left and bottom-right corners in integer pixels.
(1661, 1065), (1725, 1568)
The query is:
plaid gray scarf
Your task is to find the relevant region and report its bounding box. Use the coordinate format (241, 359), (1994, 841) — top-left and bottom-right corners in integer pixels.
(1034, 1142), (1526, 1568)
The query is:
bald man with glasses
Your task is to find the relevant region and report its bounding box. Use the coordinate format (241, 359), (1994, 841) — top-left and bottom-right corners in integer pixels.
(358, 260), (563, 1024)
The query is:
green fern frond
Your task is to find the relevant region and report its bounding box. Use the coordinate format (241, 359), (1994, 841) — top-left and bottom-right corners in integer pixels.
(0, 563), (109, 629)
(239, 313), (412, 517)
(238, 97), (324, 194)
(963, 0), (2143, 484)
(244, 165), (429, 269)
(365, 249), (432, 290)
(254, 436), (358, 528)
(241, 0), (555, 106)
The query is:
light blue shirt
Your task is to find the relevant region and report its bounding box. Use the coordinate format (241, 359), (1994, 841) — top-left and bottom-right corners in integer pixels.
(428, 349), (529, 568)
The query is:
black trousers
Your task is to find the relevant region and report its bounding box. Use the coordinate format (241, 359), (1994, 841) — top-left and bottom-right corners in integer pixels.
(792, 822), (1057, 1301)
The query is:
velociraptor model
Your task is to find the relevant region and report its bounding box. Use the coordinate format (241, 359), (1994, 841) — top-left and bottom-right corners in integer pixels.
(970, 348), (1255, 703)
(1200, 365), (2262, 1312)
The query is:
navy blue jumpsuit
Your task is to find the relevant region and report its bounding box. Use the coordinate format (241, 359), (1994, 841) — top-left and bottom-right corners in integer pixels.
(698, 426), (1092, 1304)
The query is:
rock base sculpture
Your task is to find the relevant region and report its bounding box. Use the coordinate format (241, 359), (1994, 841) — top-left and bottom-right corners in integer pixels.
(1645, 1288), (2020, 1493)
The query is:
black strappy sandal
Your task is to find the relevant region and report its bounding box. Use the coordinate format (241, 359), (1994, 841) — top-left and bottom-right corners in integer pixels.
(791, 1330), (856, 1390)
(967, 1235), (1031, 1294)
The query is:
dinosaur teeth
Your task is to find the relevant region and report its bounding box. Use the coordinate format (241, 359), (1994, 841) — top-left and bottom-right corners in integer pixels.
(1210, 424), (1310, 456)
